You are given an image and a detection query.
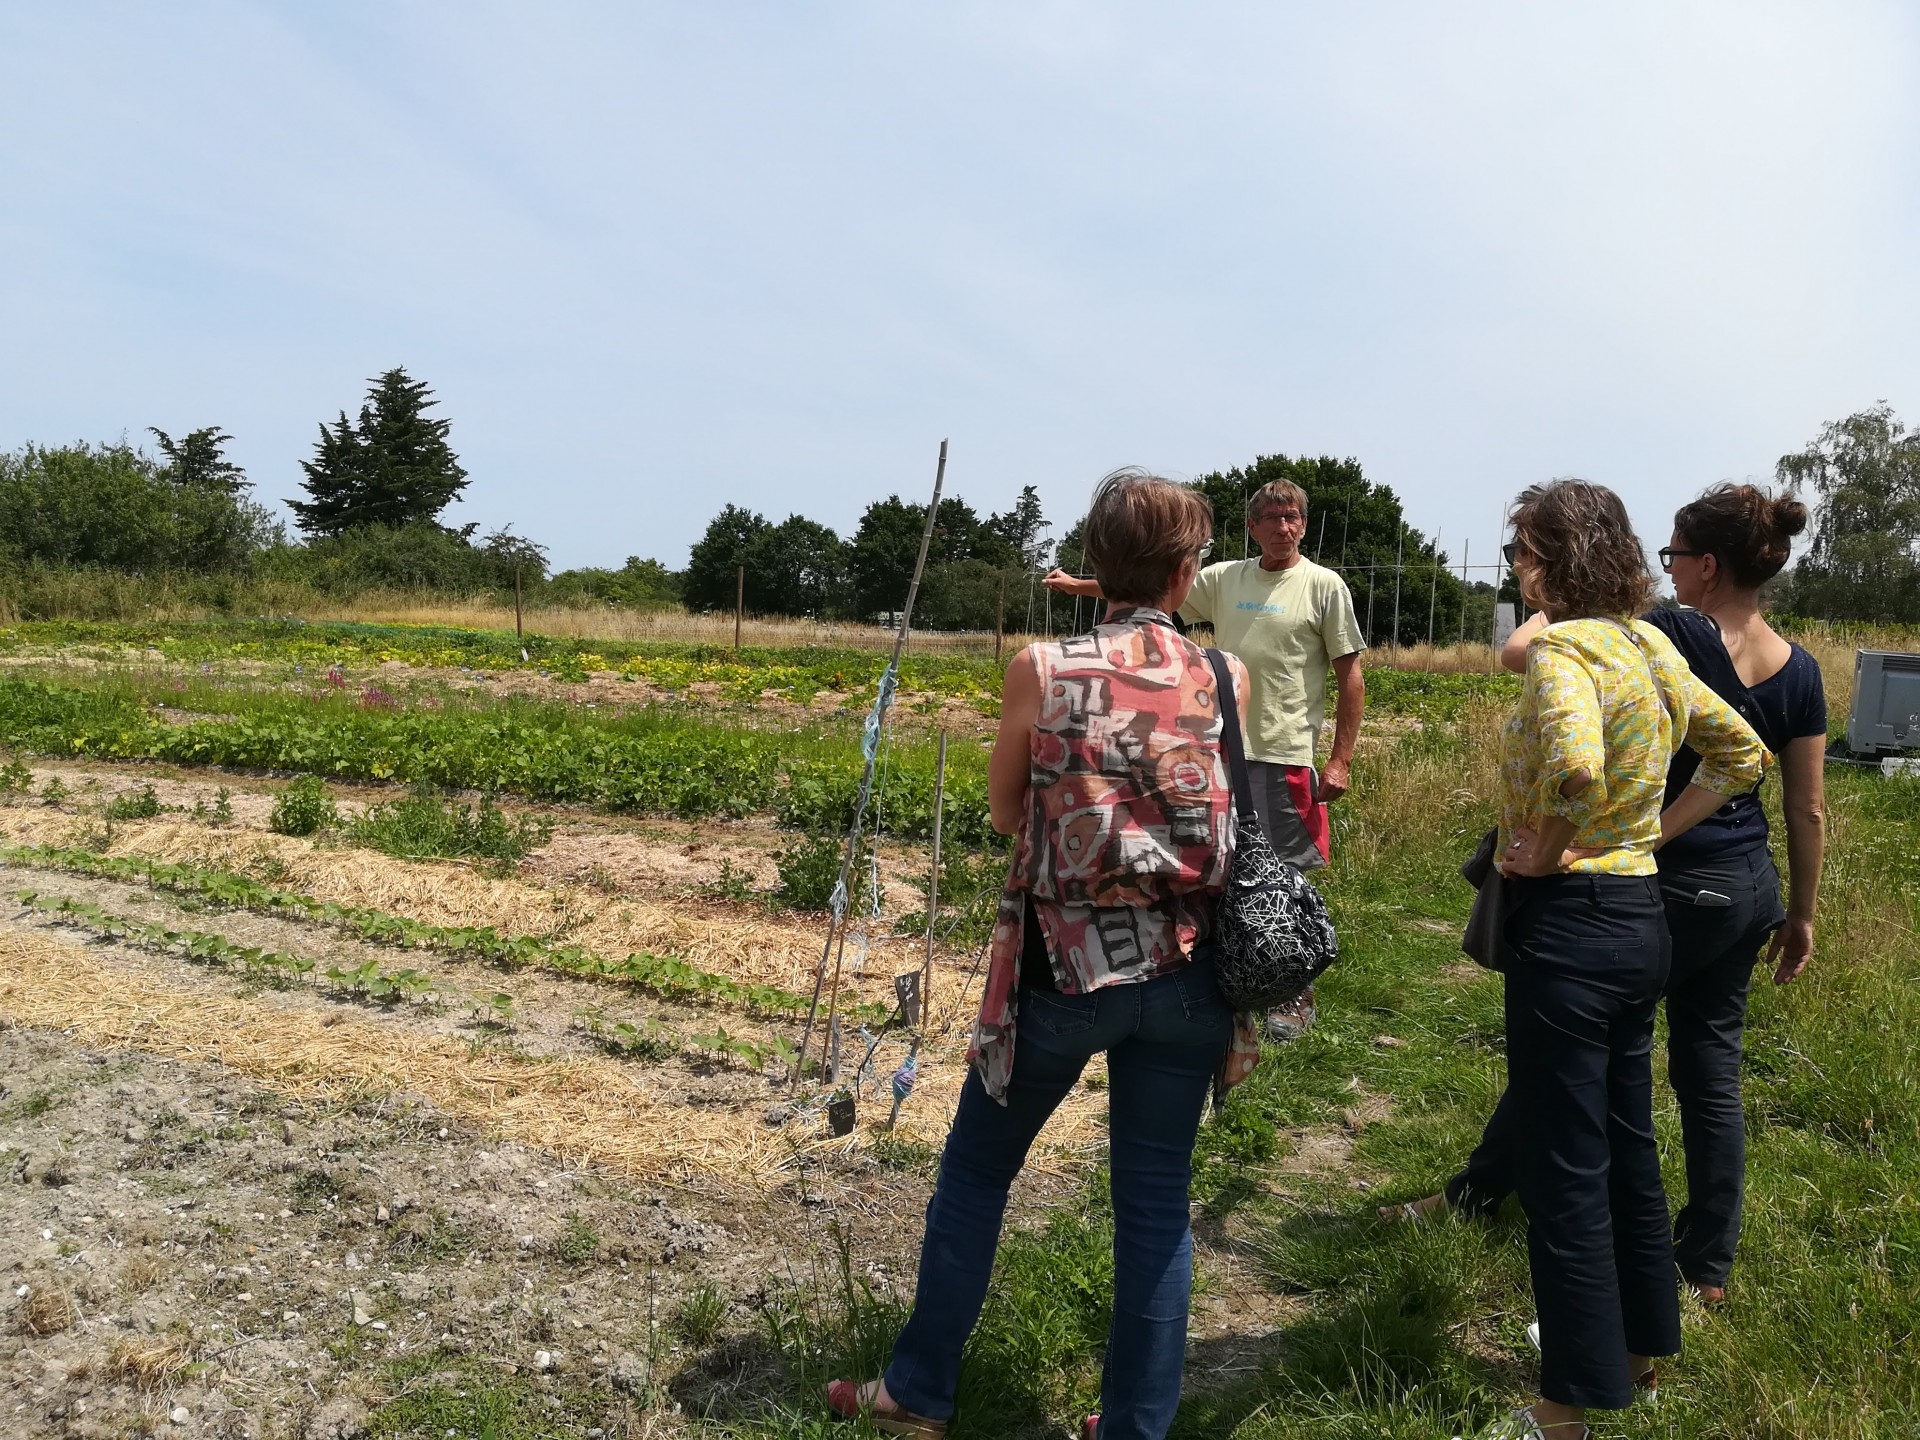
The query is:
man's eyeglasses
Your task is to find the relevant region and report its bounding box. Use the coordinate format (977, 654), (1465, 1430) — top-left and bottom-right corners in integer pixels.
(1196, 539), (1215, 563)
(1502, 541), (1521, 565)
(1658, 547), (1705, 571)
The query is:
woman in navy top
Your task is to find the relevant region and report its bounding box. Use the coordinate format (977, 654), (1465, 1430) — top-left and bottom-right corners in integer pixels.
(1390, 483), (1828, 1318)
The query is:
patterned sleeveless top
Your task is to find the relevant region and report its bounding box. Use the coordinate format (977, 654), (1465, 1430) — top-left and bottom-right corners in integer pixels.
(969, 608), (1261, 1101)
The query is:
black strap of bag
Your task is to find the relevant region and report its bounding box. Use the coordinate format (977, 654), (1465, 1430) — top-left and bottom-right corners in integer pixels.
(1204, 649), (1262, 836)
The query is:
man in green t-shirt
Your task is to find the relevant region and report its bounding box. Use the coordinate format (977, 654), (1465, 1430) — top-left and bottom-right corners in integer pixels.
(1047, 478), (1367, 1038)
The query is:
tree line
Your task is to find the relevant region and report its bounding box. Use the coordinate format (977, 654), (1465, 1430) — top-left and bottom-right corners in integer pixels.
(3, 373), (1913, 628)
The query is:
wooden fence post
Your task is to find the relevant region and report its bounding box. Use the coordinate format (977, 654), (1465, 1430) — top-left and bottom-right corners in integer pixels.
(994, 577), (1005, 662)
(734, 565), (744, 650)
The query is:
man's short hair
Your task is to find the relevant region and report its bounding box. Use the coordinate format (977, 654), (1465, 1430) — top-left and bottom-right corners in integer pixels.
(1248, 480), (1309, 521)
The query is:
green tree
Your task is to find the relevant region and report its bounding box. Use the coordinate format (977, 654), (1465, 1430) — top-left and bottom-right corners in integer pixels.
(745, 516), (848, 617)
(987, 485), (1053, 570)
(0, 440), (278, 574)
(683, 505), (771, 612)
(848, 496), (1017, 617)
(1777, 403), (1920, 623)
(148, 426), (247, 493)
(545, 556), (681, 608)
(481, 527), (550, 588)
(289, 368), (468, 535)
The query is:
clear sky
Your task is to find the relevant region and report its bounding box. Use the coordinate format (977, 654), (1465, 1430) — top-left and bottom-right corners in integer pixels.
(3, 2), (1916, 573)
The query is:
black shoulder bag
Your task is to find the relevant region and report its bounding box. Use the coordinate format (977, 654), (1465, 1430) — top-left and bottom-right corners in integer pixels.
(1203, 649), (1340, 1009)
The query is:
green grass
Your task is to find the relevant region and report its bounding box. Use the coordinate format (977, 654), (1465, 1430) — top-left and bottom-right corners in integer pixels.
(670, 715), (1919, 1440)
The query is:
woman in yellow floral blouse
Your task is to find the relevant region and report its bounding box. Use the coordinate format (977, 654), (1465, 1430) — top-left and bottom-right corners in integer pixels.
(1459, 481), (1768, 1440)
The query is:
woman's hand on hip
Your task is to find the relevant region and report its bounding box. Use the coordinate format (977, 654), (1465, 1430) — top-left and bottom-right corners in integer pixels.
(1497, 823), (1600, 878)
(1768, 915), (1815, 984)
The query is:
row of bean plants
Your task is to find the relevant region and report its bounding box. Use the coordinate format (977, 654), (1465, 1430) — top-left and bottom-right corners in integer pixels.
(0, 676), (995, 844)
(1, 843), (889, 1022)
(0, 619), (1003, 705)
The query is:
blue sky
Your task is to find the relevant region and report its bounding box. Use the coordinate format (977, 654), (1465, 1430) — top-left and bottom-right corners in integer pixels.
(3, 2), (1916, 573)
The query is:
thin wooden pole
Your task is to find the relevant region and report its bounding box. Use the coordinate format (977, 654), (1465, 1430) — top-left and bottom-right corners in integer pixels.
(795, 440), (949, 1086)
(734, 565), (744, 650)
(1458, 538), (1471, 645)
(994, 577), (1005, 662)
(1391, 524), (1405, 648)
(514, 567), (526, 661)
(1427, 527), (1442, 647)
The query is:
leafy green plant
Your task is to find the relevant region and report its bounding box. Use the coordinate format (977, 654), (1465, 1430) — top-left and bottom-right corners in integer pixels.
(348, 787), (552, 864)
(474, 991), (516, 1029)
(270, 774), (337, 836)
(686, 1025), (769, 1071)
(774, 833), (877, 913)
(554, 1214), (598, 1266)
(104, 783), (163, 820)
(39, 776), (68, 807)
(579, 1008), (676, 1062)
(0, 753), (32, 799)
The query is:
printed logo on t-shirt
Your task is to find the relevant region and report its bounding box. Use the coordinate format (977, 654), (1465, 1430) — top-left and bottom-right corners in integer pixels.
(1235, 600), (1287, 615)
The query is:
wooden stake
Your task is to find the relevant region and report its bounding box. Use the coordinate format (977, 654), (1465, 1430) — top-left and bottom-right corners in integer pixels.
(994, 577), (1005, 662)
(795, 440), (949, 1085)
(514, 567), (527, 662)
(735, 565), (744, 650)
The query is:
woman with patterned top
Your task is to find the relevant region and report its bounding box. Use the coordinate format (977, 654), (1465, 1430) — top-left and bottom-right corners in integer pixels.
(1448, 482), (1769, 1440)
(826, 470), (1254, 1440)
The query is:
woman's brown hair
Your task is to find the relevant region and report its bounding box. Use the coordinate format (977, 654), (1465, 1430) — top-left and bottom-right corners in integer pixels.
(1082, 468), (1215, 607)
(1674, 482), (1809, 589)
(1510, 479), (1655, 620)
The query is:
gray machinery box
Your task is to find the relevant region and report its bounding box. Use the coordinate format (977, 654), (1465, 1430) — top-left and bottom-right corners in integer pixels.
(1847, 649), (1920, 758)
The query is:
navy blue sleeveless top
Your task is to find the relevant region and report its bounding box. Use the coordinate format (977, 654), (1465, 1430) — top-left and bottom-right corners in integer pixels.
(1643, 608), (1827, 864)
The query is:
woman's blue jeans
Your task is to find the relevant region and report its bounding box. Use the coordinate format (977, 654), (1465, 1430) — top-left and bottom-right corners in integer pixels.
(883, 958), (1234, 1439)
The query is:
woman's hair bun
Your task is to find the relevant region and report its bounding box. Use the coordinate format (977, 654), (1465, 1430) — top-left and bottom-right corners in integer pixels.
(1767, 492), (1810, 541)
(1673, 482), (1805, 589)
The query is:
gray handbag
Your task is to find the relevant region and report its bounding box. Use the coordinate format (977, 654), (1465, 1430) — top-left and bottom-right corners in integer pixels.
(1460, 827), (1507, 971)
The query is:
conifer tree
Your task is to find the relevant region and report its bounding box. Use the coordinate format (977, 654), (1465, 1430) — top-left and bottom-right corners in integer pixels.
(290, 368), (468, 534)
(149, 426), (248, 493)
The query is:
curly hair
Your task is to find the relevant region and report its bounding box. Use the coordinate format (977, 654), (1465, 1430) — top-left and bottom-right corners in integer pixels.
(1082, 468), (1215, 607)
(1510, 480), (1655, 620)
(1673, 482), (1810, 589)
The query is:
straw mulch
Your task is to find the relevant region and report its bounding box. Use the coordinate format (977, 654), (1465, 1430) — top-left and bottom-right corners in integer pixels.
(0, 813), (974, 1023)
(0, 929), (799, 1182)
(0, 928), (1111, 1182)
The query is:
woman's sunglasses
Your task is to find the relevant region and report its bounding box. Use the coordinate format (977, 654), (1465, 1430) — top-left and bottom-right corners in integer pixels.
(1502, 541), (1521, 564)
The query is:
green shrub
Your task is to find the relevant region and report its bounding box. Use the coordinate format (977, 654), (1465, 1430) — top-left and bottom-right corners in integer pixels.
(775, 833), (877, 913)
(347, 787), (551, 863)
(0, 753), (32, 800)
(104, 783), (163, 820)
(270, 775), (337, 836)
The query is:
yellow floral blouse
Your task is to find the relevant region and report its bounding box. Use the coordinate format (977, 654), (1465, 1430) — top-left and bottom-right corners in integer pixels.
(1499, 617), (1770, 876)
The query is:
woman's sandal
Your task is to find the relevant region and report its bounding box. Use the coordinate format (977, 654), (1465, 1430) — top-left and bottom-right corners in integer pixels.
(1379, 1193), (1449, 1224)
(824, 1380), (948, 1438)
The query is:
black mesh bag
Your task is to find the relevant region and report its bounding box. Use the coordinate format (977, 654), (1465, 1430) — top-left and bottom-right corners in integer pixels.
(1203, 649), (1340, 1010)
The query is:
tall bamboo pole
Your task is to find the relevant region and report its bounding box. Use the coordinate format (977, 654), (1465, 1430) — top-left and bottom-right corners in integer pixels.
(795, 440), (949, 1086)
(920, 731), (948, 1024)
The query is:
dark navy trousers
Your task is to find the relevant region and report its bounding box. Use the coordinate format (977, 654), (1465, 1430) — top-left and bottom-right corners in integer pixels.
(1448, 849), (1786, 1290)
